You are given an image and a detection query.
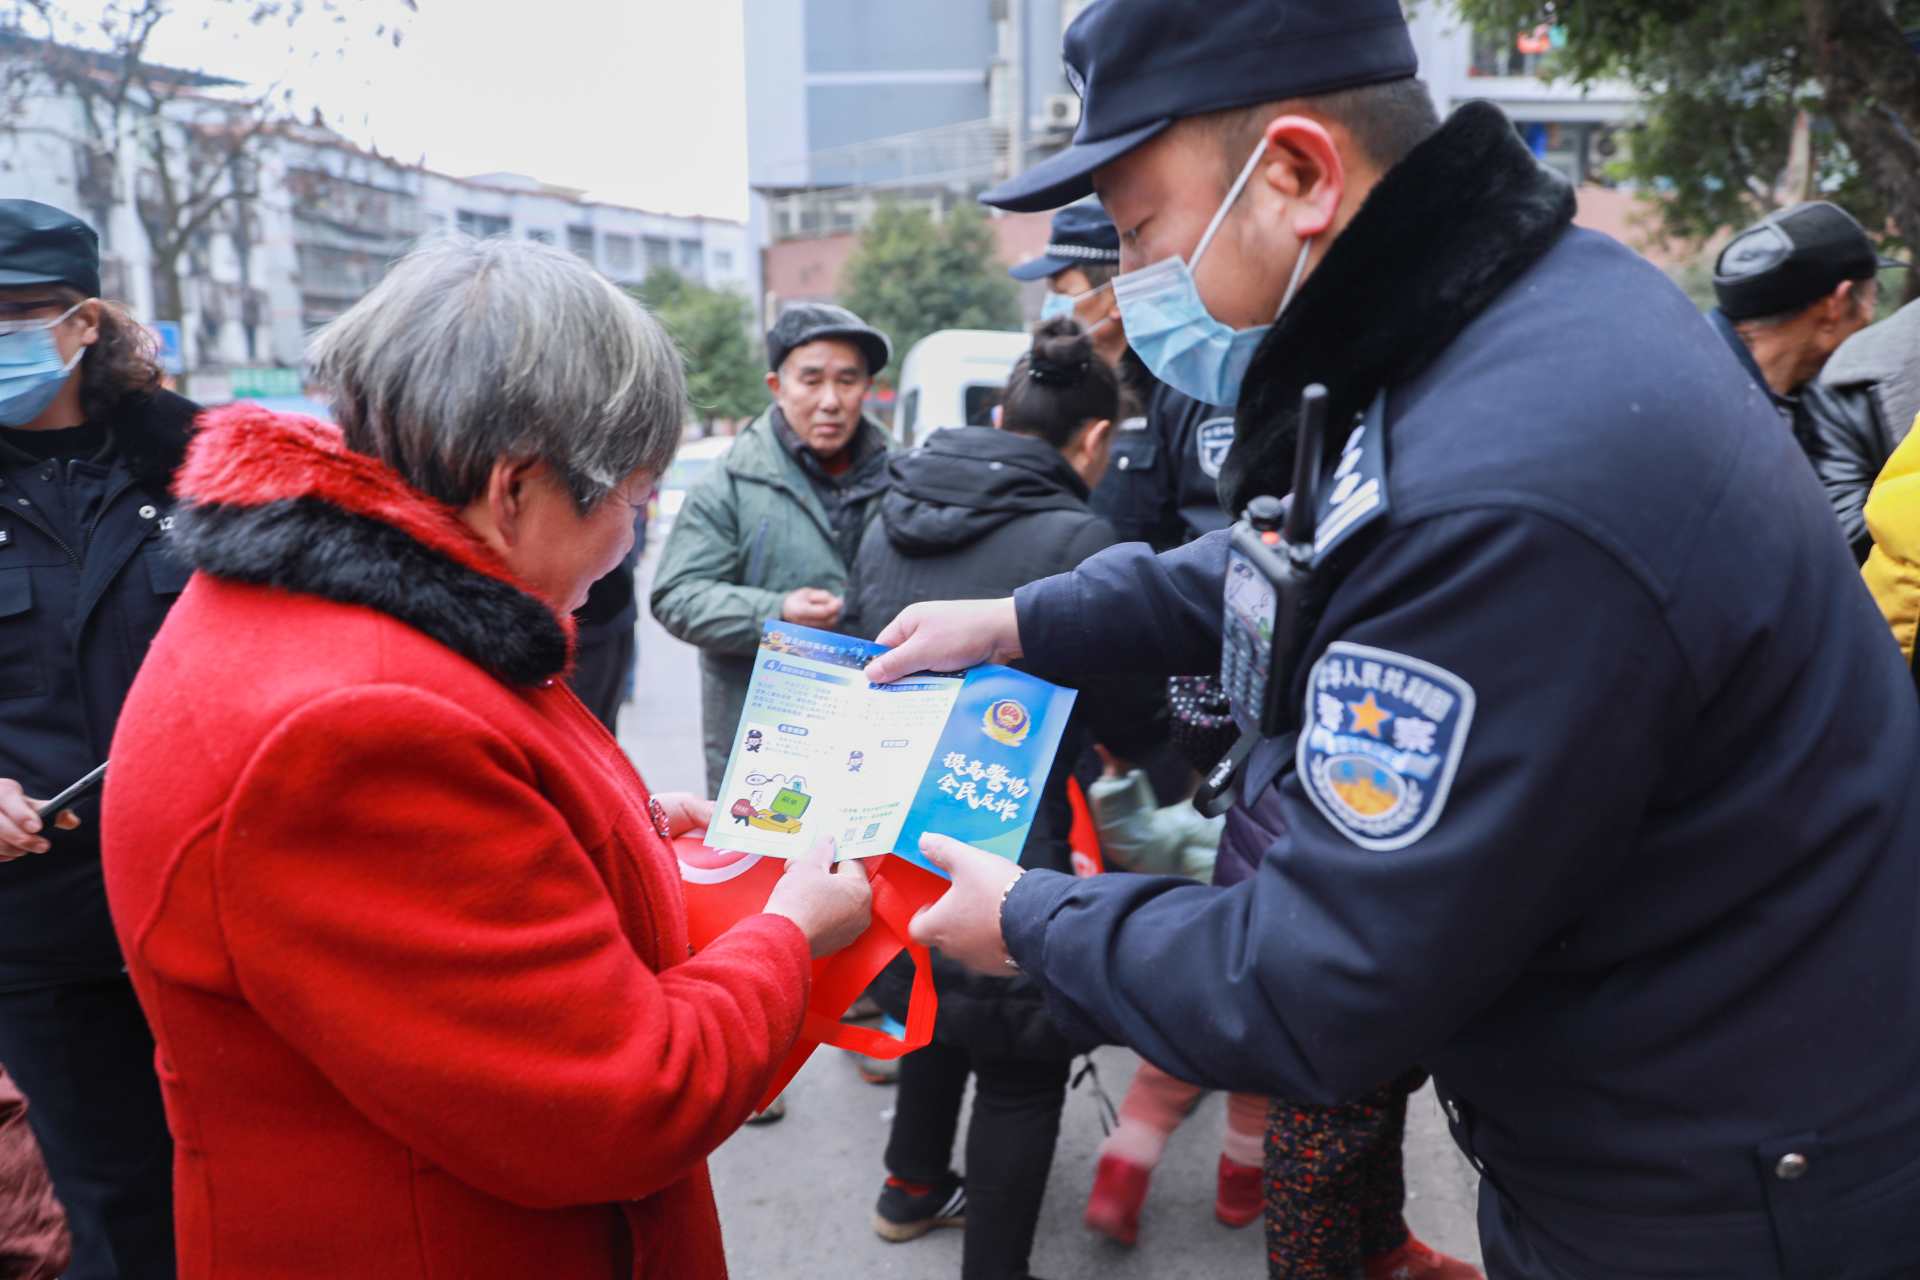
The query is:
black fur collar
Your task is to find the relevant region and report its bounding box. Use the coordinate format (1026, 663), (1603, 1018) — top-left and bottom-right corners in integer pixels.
(171, 499), (571, 686)
(1219, 100), (1577, 515)
(167, 404), (571, 686)
(109, 388), (199, 499)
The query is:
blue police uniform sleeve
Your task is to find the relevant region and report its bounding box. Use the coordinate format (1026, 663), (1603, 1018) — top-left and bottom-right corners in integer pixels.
(1013, 529), (1227, 679)
(1002, 507), (1687, 1102)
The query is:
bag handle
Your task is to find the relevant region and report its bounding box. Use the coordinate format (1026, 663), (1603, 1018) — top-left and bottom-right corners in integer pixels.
(798, 869), (935, 1060)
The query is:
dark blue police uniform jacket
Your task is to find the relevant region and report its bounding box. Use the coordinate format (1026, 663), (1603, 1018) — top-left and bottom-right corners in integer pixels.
(1091, 356), (1232, 551)
(1004, 226), (1920, 1276)
(0, 390), (197, 992)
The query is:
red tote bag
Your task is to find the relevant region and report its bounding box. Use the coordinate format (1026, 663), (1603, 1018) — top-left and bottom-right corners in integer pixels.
(676, 836), (946, 1112)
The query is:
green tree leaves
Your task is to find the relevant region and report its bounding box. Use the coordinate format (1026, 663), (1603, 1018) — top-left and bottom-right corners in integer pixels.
(634, 268), (767, 428)
(840, 200), (1021, 370)
(1456, 0), (1920, 251)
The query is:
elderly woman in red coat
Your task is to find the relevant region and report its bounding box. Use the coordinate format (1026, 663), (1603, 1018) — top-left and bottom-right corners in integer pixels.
(98, 236), (872, 1280)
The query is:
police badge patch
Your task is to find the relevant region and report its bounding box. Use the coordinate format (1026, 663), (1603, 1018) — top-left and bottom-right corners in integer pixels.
(1196, 417), (1235, 479)
(1297, 641), (1475, 851)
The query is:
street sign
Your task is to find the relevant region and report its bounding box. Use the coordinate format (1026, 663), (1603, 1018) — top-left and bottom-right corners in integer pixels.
(149, 321), (183, 376)
(229, 367), (304, 399)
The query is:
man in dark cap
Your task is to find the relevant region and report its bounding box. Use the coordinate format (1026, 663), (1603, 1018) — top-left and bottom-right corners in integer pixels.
(1708, 202), (1913, 563)
(652, 302), (894, 798)
(1706, 202), (1901, 558)
(1709, 202), (1891, 402)
(0, 199), (191, 1278)
(858, 1), (1920, 1276)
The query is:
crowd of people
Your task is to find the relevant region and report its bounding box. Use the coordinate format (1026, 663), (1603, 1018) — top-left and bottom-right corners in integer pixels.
(2, 1), (1920, 1279)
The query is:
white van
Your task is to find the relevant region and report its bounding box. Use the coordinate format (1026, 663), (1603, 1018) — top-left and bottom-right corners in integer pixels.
(890, 329), (1032, 447)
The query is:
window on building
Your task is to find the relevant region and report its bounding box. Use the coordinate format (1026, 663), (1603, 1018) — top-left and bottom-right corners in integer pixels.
(456, 210), (511, 239)
(526, 228), (555, 245)
(643, 237), (672, 271)
(1470, 27), (1551, 77)
(676, 239), (703, 273)
(604, 234), (637, 275)
(712, 249), (734, 274)
(567, 227), (595, 260)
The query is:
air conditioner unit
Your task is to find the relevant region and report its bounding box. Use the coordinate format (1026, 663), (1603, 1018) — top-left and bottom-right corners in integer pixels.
(1042, 94), (1081, 131)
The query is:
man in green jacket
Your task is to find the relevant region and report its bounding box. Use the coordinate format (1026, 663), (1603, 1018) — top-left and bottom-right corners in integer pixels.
(652, 304), (894, 796)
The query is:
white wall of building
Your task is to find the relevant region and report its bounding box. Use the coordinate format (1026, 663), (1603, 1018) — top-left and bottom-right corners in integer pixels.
(419, 170), (751, 295)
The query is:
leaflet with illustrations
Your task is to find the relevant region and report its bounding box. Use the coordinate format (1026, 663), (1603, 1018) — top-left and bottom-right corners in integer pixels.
(708, 621), (1077, 875)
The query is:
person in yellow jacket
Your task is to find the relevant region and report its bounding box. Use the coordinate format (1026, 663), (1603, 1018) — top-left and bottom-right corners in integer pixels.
(1861, 411), (1920, 662)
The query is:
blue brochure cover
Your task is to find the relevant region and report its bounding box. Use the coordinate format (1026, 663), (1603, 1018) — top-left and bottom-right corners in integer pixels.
(707, 621), (1077, 876)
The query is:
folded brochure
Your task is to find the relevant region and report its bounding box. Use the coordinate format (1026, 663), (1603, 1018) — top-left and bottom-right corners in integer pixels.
(707, 621), (1077, 875)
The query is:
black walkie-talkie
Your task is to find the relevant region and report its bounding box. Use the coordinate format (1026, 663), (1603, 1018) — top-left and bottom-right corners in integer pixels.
(1195, 385), (1329, 816)
(1220, 384), (1327, 736)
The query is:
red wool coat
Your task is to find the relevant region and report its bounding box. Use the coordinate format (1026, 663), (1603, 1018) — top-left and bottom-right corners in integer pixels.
(101, 405), (810, 1280)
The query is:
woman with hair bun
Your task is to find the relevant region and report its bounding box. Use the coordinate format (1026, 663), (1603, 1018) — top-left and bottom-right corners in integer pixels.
(845, 316), (1170, 1280)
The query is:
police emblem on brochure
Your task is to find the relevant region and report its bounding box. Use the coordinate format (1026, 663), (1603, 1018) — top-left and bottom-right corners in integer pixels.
(1298, 641), (1475, 850)
(982, 698), (1032, 746)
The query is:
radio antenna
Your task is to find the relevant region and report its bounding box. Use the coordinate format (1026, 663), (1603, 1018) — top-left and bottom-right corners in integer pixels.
(1282, 383), (1328, 547)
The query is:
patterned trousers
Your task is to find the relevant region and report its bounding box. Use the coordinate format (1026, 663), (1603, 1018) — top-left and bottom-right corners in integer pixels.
(1263, 1069), (1428, 1280)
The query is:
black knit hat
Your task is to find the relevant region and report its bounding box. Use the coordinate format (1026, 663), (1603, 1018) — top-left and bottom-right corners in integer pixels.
(1714, 202), (1903, 321)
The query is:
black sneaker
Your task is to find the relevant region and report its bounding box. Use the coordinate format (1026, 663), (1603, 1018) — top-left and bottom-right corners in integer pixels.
(872, 1171), (966, 1242)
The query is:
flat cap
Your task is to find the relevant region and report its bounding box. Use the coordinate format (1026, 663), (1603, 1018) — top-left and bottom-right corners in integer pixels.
(1714, 202), (1903, 322)
(982, 0), (1418, 213)
(766, 302), (891, 377)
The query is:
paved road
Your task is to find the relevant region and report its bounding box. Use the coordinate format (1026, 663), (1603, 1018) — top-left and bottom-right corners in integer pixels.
(621, 539), (1483, 1278)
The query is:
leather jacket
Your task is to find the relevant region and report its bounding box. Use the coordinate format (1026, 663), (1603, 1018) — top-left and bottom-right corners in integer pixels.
(1797, 379), (1889, 564)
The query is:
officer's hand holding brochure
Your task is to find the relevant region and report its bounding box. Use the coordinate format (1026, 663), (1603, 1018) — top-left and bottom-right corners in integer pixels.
(707, 621), (1076, 876)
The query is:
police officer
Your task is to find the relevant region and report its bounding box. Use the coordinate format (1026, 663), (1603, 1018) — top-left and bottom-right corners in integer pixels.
(0, 202), (189, 1279)
(1013, 202), (1233, 551)
(862, 2), (1920, 1275)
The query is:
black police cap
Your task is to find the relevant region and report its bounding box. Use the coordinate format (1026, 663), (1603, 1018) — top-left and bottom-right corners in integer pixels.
(766, 302), (891, 377)
(982, 0), (1418, 213)
(1008, 202), (1120, 281)
(1714, 201), (1905, 322)
(0, 200), (99, 297)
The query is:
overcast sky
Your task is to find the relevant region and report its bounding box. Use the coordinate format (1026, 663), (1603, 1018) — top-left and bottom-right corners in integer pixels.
(141, 0), (750, 222)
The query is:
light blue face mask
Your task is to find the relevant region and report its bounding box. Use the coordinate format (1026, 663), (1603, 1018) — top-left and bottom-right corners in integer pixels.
(1111, 140), (1314, 406)
(1040, 279), (1114, 331)
(0, 301), (87, 427)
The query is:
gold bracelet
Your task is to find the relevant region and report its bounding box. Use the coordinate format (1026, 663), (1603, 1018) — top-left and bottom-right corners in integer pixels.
(999, 866), (1027, 972)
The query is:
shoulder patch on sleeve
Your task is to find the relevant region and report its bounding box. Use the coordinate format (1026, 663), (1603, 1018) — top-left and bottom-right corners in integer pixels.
(1296, 641), (1475, 851)
(1311, 390), (1390, 567)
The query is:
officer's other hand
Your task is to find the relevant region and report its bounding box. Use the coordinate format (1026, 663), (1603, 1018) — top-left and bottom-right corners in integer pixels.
(909, 834), (1025, 974)
(653, 793), (714, 837)
(864, 599), (1022, 684)
(763, 835), (874, 959)
(0, 779), (79, 861)
(782, 587), (843, 629)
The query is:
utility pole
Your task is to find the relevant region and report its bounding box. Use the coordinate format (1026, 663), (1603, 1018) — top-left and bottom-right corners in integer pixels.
(1007, 0), (1026, 179)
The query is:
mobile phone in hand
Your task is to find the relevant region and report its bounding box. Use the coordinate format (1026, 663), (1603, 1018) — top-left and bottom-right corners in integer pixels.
(39, 761), (106, 816)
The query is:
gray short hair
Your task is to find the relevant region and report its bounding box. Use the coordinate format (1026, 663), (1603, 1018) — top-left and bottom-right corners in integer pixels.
(309, 235), (686, 514)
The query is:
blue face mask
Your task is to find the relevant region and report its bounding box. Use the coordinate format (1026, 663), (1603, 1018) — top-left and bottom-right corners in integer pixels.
(1040, 279), (1115, 330)
(1111, 141), (1314, 406)
(0, 301), (86, 427)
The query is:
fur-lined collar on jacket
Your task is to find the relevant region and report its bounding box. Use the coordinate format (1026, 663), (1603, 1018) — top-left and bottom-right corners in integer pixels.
(169, 404), (573, 686)
(1221, 100), (1577, 515)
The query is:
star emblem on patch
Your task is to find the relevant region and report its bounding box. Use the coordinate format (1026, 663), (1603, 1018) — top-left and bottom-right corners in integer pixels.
(1298, 642), (1475, 850)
